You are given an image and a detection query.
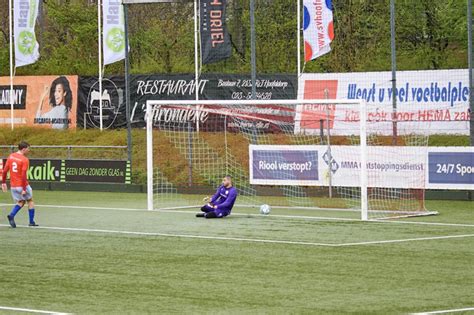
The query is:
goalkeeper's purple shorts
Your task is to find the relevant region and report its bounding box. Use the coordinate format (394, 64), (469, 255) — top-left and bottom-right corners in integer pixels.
(200, 204), (230, 218)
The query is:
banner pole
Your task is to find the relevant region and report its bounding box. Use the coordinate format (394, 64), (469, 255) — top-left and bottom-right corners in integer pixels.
(194, 0), (200, 132)
(390, 0), (397, 145)
(297, 0), (301, 80)
(250, 0), (256, 99)
(194, 0), (199, 102)
(124, 3), (133, 166)
(9, 0), (14, 130)
(468, 0), (473, 146)
(98, 0), (103, 131)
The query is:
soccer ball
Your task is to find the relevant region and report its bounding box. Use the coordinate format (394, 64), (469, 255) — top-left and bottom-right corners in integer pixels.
(259, 204), (271, 215)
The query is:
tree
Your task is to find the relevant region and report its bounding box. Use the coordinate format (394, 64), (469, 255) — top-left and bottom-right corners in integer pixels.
(0, 0), (468, 76)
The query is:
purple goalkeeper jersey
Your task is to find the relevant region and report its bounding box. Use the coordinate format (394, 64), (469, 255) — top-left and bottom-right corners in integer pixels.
(210, 185), (238, 213)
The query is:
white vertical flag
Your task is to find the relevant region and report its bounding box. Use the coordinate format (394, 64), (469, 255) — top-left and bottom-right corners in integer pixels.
(303, 0), (334, 61)
(14, 0), (40, 67)
(103, 0), (125, 65)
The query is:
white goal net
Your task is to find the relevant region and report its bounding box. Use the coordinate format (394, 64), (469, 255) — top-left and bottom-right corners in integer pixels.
(146, 99), (438, 220)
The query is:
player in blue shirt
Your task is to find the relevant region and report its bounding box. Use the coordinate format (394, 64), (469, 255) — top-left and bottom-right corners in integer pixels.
(197, 175), (238, 219)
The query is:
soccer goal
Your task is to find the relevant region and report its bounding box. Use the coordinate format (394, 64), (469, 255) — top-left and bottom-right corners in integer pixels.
(145, 99), (438, 220)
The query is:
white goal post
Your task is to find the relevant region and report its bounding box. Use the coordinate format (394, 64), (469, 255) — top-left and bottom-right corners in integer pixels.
(145, 99), (437, 220)
(146, 99), (369, 218)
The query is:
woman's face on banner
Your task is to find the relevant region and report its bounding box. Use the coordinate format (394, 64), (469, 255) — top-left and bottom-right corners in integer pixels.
(54, 83), (66, 106)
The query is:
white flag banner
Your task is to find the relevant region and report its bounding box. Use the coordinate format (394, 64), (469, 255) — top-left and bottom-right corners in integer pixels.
(14, 0), (40, 67)
(103, 0), (125, 65)
(302, 0), (334, 61)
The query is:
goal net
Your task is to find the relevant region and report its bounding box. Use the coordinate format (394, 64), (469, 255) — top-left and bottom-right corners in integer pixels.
(146, 99), (438, 220)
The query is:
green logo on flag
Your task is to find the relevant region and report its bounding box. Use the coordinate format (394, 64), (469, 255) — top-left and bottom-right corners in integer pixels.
(106, 28), (125, 53)
(17, 31), (36, 55)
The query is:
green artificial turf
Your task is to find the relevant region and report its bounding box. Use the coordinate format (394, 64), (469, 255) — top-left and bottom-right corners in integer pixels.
(0, 190), (472, 314)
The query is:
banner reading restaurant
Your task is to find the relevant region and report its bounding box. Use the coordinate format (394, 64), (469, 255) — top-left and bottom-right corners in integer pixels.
(77, 74), (297, 130)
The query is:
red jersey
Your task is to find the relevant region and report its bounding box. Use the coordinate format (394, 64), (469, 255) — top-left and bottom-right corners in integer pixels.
(2, 152), (29, 189)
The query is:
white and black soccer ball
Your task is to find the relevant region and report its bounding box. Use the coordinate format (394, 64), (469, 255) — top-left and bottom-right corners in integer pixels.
(259, 204), (271, 215)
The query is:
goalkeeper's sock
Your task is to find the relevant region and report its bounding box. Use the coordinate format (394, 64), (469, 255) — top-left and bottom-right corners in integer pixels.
(9, 204), (22, 218)
(28, 208), (35, 224)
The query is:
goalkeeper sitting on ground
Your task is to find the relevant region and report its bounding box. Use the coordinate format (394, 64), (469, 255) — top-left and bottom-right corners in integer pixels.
(197, 175), (238, 219)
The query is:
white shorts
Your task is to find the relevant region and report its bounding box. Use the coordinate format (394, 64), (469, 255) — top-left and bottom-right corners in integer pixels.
(11, 185), (33, 202)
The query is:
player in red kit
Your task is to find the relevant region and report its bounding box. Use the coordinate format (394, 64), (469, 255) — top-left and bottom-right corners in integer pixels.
(1, 141), (38, 228)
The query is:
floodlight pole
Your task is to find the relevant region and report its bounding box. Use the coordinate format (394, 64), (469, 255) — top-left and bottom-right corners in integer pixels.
(250, 0), (257, 99)
(468, 0), (473, 146)
(390, 0), (397, 145)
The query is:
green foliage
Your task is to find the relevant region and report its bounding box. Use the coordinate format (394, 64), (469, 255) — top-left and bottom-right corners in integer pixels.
(0, 0), (469, 76)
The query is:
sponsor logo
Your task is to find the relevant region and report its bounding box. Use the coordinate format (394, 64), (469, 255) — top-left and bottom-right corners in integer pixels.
(27, 160), (59, 181)
(323, 150), (339, 174)
(0, 85), (27, 110)
(85, 78), (122, 129)
(429, 152), (474, 185)
(106, 27), (125, 53)
(17, 30), (36, 55)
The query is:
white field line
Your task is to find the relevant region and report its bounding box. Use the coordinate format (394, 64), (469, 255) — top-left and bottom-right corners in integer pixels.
(0, 203), (363, 223)
(0, 224), (333, 247)
(1, 224), (473, 247)
(411, 306), (474, 314)
(335, 234), (474, 247)
(0, 305), (70, 314)
(2, 203), (473, 228)
(378, 220), (474, 228)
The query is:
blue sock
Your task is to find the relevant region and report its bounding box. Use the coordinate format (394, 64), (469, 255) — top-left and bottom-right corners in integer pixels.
(9, 205), (22, 218)
(28, 209), (35, 224)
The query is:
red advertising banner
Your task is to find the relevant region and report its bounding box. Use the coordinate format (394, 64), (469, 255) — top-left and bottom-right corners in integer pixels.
(300, 79), (338, 130)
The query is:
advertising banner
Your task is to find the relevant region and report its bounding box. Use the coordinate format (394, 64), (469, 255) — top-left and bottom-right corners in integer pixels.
(249, 145), (319, 185)
(0, 85), (27, 110)
(77, 74), (297, 130)
(1, 158), (62, 182)
(64, 160), (130, 183)
(1, 158), (130, 184)
(297, 69), (471, 135)
(200, 0), (232, 64)
(303, 0), (334, 61)
(77, 76), (125, 129)
(427, 147), (474, 190)
(322, 146), (427, 189)
(249, 145), (473, 190)
(14, 0), (40, 67)
(0, 76), (78, 129)
(103, 0), (126, 65)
